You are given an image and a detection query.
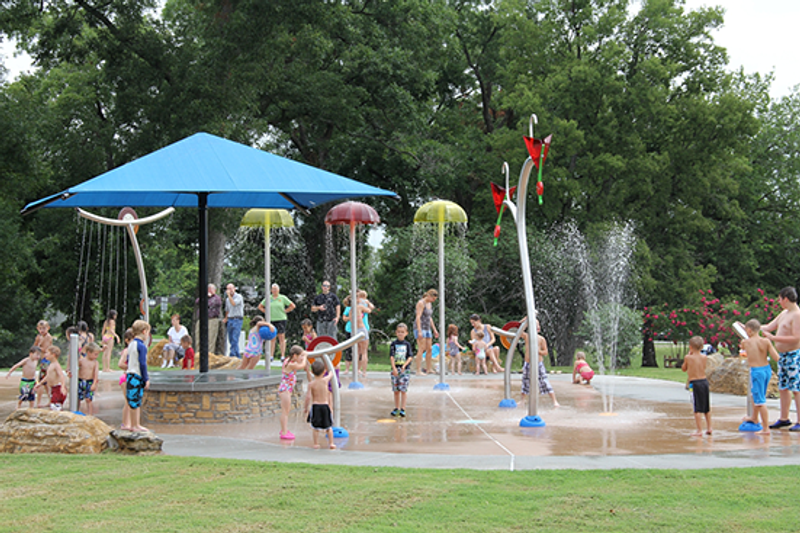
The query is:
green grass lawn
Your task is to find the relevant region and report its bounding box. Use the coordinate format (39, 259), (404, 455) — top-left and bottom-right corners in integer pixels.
(0, 454), (797, 532)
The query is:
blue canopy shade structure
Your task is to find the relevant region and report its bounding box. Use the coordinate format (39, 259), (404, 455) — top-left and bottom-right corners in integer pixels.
(21, 132), (397, 372)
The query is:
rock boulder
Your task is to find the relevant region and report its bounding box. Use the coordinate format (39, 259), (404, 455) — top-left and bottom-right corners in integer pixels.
(0, 409), (112, 454)
(706, 357), (779, 398)
(109, 429), (163, 455)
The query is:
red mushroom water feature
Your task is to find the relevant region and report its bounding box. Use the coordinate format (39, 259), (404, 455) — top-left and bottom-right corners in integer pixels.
(325, 201), (380, 389)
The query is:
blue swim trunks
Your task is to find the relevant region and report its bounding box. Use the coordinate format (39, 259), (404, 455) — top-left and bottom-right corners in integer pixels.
(19, 378), (36, 402)
(778, 349), (800, 392)
(125, 373), (145, 409)
(750, 365), (772, 405)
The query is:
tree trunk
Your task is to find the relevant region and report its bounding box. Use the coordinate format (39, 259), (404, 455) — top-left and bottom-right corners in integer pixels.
(642, 318), (658, 367)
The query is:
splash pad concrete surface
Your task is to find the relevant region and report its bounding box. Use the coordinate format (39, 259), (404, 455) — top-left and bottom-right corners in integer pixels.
(3, 371), (800, 470)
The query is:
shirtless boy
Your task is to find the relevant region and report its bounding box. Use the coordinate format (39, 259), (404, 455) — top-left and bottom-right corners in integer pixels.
(78, 342), (101, 415)
(741, 319), (780, 434)
(34, 320), (53, 352)
(681, 336), (712, 436)
(534, 320), (560, 407)
(304, 360), (336, 449)
(35, 346), (67, 411)
(761, 287), (800, 430)
(6, 346), (42, 408)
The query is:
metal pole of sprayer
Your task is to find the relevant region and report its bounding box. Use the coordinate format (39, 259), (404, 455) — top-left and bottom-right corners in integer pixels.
(502, 117), (545, 428)
(69, 333), (79, 412)
(349, 222), (363, 389)
(264, 227), (271, 376)
(435, 222), (449, 390)
(494, 318), (528, 407)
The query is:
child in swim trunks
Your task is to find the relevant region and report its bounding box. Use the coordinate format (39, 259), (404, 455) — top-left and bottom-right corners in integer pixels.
(78, 342), (100, 415)
(6, 346), (42, 409)
(123, 320), (150, 432)
(35, 346), (66, 411)
(681, 335), (712, 436)
(278, 345), (307, 440)
(304, 359), (336, 449)
(741, 319), (780, 434)
(572, 351), (595, 385)
(390, 323), (414, 417)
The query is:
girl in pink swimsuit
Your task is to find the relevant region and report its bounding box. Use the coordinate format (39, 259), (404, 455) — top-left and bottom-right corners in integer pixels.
(572, 351), (595, 384)
(279, 345), (308, 440)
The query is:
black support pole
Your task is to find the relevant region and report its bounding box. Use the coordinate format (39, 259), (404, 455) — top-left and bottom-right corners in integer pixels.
(198, 193), (209, 373)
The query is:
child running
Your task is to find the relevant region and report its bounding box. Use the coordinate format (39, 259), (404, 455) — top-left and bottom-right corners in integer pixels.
(123, 320), (150, 432)
(572, 351), (595, 385)
(446, 324), (465, 375)
(279, 345), (308, 440)
(304, 359), (336, 449)
(301, 318), (317, 349)
(6, 346), (42, 409)
(741, 319), (780, 434)
(35, 346), (67, 411)
(78, 342), (101, 415)
(681, 335), (712, 436)
(390, 323), (414, 417)
(101, 310), (120, 372)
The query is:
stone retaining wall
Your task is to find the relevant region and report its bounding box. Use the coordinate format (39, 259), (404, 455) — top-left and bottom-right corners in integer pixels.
(142, 371), (304, 424)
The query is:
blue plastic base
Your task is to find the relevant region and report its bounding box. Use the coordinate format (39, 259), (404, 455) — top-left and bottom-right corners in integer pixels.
(739, 420), (762, 432)
(332, 426), (349, 438)
(499, 398), (517, 408)
(433, 382), (450, 391)
(519, 415), (546, 428)
(348, 381), (365, 390)
(73, 411), (86, 416)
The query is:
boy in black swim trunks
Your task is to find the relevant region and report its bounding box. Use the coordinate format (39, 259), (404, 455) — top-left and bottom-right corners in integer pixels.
(304, 360), (336, 449)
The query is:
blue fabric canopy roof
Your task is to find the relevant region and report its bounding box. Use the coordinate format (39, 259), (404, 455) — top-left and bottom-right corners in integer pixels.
(22, 132), (396, 213)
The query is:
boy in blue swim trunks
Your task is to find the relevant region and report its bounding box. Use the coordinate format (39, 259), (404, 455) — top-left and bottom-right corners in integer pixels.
(741, 319), (780, 434)
(123, 320), (151, 432)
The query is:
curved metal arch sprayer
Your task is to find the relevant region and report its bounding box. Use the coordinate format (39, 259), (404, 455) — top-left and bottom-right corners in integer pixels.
(76, 207), (175, 325)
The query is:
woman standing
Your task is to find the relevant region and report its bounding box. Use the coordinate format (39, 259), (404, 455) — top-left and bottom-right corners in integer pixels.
(258, 283), (295, 361)
(414, 289), (439, 375)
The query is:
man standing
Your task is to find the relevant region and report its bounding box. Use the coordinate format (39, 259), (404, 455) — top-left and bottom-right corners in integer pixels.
(223, 283), (245, 358)
(761, 286), (800, 430)
(311, 280), (340, 340)
(195, 283), (223, 355)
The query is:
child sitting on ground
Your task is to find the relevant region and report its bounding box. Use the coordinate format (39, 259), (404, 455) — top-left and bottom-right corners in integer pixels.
(470, 329), (489, 375)
(6, 346), (42, 409)
(741, 319), (779, 434)
(681, 335), (712, 436)
(78, 342), (101, 415)
(572, 351), (595, 385)
(304, 359), (336, 449)
(35, 346), (67, 411)
(181, 335), (195, 370)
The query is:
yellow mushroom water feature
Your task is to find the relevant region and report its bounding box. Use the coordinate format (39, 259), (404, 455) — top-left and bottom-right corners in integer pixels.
(413, 200), (468, 390)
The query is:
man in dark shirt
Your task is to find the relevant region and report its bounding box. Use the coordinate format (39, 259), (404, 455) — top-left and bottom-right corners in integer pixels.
(311, 280), (341, 340)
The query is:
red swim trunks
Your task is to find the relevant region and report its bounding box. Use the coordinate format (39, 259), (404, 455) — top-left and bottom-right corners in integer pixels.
(50, 384), (66, 410)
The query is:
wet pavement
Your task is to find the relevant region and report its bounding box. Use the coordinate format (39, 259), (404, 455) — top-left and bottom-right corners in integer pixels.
(4, 370), (800, 470)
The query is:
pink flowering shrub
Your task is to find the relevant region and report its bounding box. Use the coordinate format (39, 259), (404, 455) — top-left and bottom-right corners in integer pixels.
(643, 289), (781, 355)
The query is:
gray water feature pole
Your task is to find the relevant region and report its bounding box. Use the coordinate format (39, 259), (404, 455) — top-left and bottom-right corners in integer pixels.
(69, 334), (79, 413)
